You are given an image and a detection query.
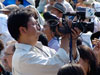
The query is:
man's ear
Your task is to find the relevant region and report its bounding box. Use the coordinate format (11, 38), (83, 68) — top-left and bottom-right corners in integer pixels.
(19, 27), (27, 34)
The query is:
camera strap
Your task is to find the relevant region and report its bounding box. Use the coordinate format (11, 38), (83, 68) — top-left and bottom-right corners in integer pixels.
(69, 33), (73, 63)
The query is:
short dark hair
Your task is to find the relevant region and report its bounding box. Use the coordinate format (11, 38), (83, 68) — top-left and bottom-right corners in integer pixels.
(7, 8), (38, 40)
(90, 31), (100, 41)
(57, 64), (85, 75)
(78, 45), (97, 75)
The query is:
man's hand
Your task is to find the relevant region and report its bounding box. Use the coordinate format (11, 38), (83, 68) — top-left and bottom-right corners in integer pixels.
(71, 27), (81, 59)
(71, 27), (81, 40)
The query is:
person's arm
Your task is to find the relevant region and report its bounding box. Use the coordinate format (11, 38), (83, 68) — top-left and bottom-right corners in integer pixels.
(60, 28), (80, 62)
(71, 27), (80, 60)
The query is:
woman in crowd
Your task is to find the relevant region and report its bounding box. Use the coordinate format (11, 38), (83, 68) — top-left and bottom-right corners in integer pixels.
(78, 45), (98, 75)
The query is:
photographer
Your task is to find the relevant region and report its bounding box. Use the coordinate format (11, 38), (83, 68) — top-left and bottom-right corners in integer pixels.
(7, 8), (80, 75)
(43, 3), (72, 51)
(42, 19), (60, 51)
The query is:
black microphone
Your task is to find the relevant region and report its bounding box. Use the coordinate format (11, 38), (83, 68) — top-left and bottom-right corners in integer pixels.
(63, 11), (85, 16)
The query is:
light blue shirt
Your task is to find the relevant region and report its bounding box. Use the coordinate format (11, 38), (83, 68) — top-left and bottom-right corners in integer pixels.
(48, 37), (60, 51)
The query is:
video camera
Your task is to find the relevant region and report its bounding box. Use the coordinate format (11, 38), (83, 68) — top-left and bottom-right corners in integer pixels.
(63, 7), (94, 33)
(43, 11), (94, 34)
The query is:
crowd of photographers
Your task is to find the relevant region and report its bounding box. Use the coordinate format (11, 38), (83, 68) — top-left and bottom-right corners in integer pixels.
(0, 0), (100, 75)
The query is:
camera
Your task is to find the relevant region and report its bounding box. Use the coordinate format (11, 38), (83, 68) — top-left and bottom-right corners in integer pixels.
(43, 11), (94, 35)
(71, 22), (94, 33)
(62, 11), (94, 33)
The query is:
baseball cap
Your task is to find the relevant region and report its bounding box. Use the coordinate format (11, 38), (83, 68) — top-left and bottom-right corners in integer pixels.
(0, 4), (19, 12)
(52, 2), (66, 13)
(83, 0), (95, 5)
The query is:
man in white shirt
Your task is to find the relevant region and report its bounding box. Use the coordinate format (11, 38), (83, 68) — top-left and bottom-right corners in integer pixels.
(7, 8), (80, 75)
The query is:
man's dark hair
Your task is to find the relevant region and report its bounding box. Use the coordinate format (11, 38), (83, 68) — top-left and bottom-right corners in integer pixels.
(90, 31), (100, 42)
(78, 45), (98, 75)
(57, 64), (85, 75)
(7, 8), (38, 41)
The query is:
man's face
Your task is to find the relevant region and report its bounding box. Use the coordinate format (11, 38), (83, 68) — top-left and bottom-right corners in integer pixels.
(2, 45), (14, 72)
(24, 17), (41, 43)
(42, 22), (51, 36)
(92, 38), (100, 46)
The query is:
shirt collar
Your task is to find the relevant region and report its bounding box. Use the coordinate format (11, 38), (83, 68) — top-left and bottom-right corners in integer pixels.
(15, 41), (43, 51)
(15, 43), (33, 51)
(35, 41), (43, 49)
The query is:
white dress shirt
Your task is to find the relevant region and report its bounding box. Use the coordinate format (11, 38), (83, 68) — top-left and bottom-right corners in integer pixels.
(12, 42), (80, 75)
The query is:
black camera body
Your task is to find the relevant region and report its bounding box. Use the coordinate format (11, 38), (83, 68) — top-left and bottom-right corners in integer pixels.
(72, 22), (94, 33)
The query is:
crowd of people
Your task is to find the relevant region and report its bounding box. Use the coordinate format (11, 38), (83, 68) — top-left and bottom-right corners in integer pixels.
(0, 0), (100, 75)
